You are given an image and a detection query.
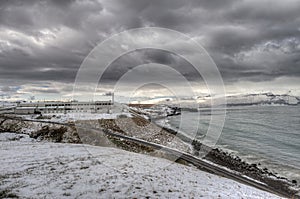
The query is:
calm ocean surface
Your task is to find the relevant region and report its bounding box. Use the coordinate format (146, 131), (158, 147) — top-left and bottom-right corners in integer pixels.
(167, 106), (300, 182)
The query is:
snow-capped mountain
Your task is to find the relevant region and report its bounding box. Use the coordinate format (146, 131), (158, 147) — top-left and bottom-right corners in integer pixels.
(225, 92), (299, 106)
(131, 92), (300, 108)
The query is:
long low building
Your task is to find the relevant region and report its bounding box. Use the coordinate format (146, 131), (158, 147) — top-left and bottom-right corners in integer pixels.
(14, 101), (113, 114)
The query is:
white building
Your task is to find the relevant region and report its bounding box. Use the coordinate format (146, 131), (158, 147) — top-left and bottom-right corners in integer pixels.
(14, 100), (113, 114)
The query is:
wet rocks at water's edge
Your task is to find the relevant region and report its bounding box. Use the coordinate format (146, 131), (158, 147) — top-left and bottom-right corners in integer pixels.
(187, 136), (298, 196)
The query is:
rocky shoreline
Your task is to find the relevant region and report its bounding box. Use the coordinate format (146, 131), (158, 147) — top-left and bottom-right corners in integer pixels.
(155, 119), (299, 197)
(155, 120), (299, 198)
(0, 114), (299, 198)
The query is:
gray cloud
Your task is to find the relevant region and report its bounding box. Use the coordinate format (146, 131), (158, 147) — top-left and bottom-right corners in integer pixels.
(0, 0), (299, 98)
(99, 49), (203, 85)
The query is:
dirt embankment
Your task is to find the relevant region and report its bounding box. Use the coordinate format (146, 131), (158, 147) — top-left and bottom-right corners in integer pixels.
(0, 115), (164, 154)
(98, 117), (191, 153)
(0, 116), (80, 143)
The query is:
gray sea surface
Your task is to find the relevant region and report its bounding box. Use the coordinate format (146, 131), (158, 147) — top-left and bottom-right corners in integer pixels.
(167, 105), (300, 182)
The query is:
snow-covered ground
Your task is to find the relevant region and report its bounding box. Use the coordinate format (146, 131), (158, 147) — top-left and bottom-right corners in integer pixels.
(0, 133), (283, 198)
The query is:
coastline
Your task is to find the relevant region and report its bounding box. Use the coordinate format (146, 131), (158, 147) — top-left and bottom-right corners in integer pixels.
(154, 120), (298, 195)
(0, 135), (284, 199)
(0, 113), (299, 198)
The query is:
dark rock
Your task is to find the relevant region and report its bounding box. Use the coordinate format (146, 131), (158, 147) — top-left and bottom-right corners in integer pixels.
(251, 163), (257, 168)
(292, 180), (297, 184)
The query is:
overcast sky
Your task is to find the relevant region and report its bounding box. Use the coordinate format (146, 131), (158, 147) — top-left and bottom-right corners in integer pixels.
(0, 0), (300, 101)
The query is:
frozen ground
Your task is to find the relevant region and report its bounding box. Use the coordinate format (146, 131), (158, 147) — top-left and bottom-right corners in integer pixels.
(0, 133), (283, 199)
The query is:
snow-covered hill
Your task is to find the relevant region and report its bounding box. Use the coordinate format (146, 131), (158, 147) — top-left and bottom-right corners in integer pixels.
(0, 133), (282, 198)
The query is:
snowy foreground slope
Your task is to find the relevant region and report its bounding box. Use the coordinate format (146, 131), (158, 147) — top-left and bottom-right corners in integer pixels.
(0, 133), (282, 199)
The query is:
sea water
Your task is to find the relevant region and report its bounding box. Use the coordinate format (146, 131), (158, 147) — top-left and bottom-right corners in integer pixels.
(166, 105), (300, 182)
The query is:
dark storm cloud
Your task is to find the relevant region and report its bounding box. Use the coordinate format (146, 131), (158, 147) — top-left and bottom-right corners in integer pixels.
(99, 49), (202, 84)
(0, 0), (299, 91)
